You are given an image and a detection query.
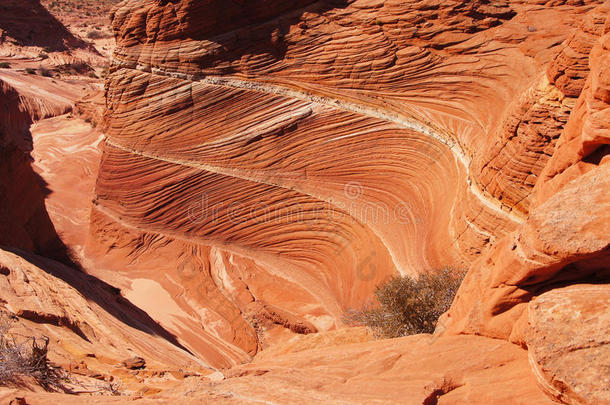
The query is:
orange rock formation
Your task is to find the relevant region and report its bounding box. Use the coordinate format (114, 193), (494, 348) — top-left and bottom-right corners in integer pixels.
(88, 0), (609, 372)
(0, 0), (608, 403)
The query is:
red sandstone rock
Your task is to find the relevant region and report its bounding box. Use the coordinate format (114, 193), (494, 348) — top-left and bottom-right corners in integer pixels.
(30, 113), (103, 256)
(547, 1), (609, 97)
(0, 0), (104, 69)
(444, 27), (610, 344)
(525, 284), (610, 405)
(536, 30), (610, 204)
(0, 0), (89, 52)
(122, 357), (146, 370)
(442, 162), (610, 338)
(86, 0), (607, 369)
(0, 70), (91, 258)
(0, 0), (608, 403)
(0, 248), (205, 388)
(0, 333), (555, 404)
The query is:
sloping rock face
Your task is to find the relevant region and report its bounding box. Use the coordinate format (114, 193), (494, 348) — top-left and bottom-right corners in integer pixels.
(0, 248), (206, 391)
(0, 331), (556, 404)
(0, 0), (107, 71)
(0, 0), (89, 52)
(0, 71), (81, 259)
(442, 5), (610, 403)
(443, 3), (610, 336)
(93, 0), (608, 369)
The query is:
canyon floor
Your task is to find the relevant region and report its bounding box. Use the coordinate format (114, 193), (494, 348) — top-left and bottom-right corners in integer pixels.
(0, 0), (608, 404)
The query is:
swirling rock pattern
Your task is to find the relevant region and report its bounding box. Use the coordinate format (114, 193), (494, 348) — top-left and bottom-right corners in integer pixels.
(93, 0), (608, 369)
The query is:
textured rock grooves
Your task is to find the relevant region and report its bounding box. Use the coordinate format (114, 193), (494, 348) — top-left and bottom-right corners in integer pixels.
(443, 3), (610, 402)
(87, 0), (610, 368)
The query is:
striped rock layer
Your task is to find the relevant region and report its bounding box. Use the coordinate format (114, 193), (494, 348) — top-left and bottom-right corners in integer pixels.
(92, 0), (608, 368)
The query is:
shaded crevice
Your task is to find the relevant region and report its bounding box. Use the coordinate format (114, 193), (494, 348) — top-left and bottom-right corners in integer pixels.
(3, 247), (196, 358)
(15, 309), (91, 343)
(423, 380), (463, 405)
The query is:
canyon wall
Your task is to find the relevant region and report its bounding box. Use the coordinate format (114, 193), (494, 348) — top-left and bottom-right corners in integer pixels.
(0, 71), (78, 258)
(0, 0), (605, 403)
(445, 1), (609, 340)
(442, 6), (609, 402)
(92, 0), (608, 370)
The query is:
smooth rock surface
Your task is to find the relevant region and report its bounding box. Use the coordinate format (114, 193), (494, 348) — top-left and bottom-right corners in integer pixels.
(525, 284), (610, 405)
(0, 333), (556, 404)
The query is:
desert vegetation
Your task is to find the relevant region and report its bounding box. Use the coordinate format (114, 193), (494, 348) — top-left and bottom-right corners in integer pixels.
(86, 29), (104, 40)
(44, 0), (119, 16)
(344, 267), (466, 338)
(40, 66), (54, 77)
(0, 313), (67, 391)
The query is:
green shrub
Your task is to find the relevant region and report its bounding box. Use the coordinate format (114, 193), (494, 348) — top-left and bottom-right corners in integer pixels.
(343, 267), (465, 338)
(0, 62), (10, 69)
(38, 52), (49, 60)
(26, 68), (37, 75)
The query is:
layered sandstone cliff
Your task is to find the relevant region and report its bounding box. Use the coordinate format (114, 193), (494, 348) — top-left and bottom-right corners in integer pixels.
(86, 0), (609, 373)
(0, 0), (607, 403)
(442, 7), (610, 402)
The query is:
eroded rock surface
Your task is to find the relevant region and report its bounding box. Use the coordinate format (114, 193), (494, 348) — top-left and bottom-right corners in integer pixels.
(0, 70), (89, 259)
(0, 0), (607, 403)
(525, 285), (610, 405)
(0, 332), (556, 404)
(441, 11), (610, 404)
(444, 25), (610, 342)
(0, 248), (206, 390)
(86, 0), (609, 369)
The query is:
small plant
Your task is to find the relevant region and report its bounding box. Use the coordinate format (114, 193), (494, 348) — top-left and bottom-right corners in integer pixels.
(86, 30), (103, 40)
(58, 62), (92, 75)
(40, 67), (54, 77)
(88, 72), (98, 79)
(38, 52), (49, 60)
(104, 380), (123, 396)
(26, 68), (37, 75)
(0, 62), (10, 69)
(0, 313), (68, 390)
(344, 267), (466, 338)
